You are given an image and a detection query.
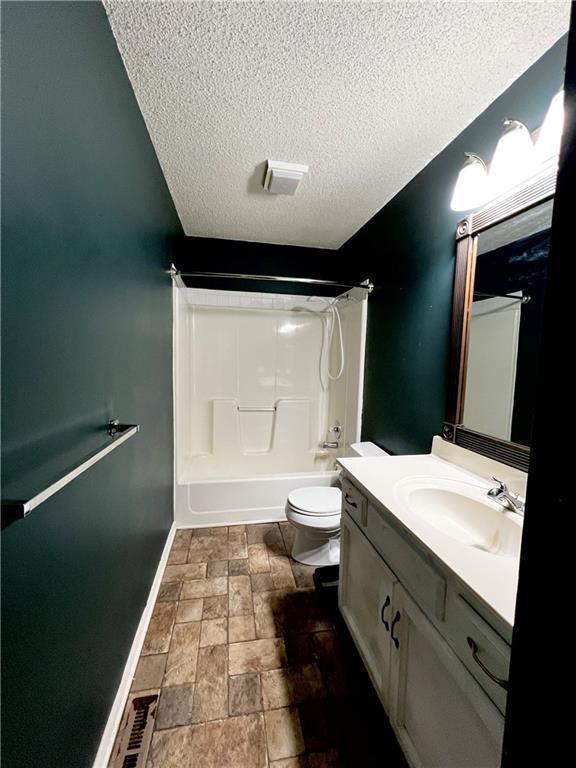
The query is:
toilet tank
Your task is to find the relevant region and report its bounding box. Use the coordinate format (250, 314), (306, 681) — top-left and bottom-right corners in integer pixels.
(349, 441), (389, 457)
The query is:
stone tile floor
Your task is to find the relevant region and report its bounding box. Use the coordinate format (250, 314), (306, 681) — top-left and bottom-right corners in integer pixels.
(111, 522), (407, 768)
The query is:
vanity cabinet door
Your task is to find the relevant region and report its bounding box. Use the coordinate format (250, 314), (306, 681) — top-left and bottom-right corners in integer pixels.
(389, 585), (504, 768)
(339, 513), (397, 708)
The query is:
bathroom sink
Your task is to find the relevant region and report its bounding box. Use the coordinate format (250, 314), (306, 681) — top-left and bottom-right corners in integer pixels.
(394, 478), (523, 557)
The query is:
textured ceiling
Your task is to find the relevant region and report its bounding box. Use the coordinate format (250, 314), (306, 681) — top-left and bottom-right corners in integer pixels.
(104, 1), (569, 249)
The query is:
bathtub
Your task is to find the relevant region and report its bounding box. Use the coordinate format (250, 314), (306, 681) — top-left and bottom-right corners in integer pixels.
(174, 469), (340, 527)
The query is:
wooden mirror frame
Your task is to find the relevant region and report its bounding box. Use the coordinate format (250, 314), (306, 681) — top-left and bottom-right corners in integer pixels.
(442, 169), (557, 471)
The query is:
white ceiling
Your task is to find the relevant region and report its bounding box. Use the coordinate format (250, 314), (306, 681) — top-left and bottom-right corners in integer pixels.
(104, 1), (569, 249)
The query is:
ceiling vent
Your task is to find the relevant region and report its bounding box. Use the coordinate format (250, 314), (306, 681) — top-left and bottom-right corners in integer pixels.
(264, 160), (308, 195)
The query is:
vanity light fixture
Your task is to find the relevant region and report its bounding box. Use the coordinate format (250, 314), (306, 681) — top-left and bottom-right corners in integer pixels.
(536, 88), (565, 163)
(489, 119), (537, 197)
(451, 89), (565, 212)
(450, 153), (490, 212)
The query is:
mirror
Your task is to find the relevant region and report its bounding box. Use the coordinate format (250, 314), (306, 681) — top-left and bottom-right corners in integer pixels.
(463, 200), (552, 444)
(443, 171), (556, 470)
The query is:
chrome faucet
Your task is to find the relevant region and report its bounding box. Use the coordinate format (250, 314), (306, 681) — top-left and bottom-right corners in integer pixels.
(487, 477), (525, 516)
(322, 423), (341, 450)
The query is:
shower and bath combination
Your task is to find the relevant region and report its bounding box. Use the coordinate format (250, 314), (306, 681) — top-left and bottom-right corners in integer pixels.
(172, 270), (373, 527)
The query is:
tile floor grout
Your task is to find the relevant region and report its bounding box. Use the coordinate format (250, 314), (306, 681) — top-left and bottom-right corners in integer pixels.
(108, 522), (406, 768)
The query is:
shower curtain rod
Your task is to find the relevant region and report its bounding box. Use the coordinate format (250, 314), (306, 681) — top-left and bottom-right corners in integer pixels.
(473, 290), (531, 304)
(168, 266), (374, 293)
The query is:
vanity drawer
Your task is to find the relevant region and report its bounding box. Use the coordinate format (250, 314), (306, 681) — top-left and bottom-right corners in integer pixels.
(341, 478), (367, 527)
(366, 505), (446, 621)
(444, 591), (510, 713)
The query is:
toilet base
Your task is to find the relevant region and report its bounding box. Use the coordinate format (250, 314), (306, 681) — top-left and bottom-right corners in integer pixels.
(291, 528), (340, 567)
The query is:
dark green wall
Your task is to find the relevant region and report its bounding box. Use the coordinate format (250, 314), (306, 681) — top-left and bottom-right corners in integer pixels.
(174, 236), (364, 296)
(1, 3), (181, 767)
(342, 37), (568, 455)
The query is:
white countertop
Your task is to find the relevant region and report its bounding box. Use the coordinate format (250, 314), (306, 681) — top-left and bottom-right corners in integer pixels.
(338, 453), (521, 628)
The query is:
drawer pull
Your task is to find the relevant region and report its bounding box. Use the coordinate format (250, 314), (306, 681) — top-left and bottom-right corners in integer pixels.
(467, 637), (508, 690)
(380, 595), (391, 630)
(390, 610), (401, 649)
(344, 493), (357, 508)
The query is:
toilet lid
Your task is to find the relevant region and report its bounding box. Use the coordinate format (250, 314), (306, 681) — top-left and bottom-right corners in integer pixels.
(288, 486), (342, 516)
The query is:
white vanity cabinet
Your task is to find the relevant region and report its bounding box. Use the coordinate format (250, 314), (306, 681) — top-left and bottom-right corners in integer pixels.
(339, 514), (397, 709)
(390, 585), (504, 768)
(338, 477), (507, 768)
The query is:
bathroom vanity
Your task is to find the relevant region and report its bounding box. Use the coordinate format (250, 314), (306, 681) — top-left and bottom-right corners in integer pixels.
(335, 171), (553, 767)
(337, 438), (524, 768)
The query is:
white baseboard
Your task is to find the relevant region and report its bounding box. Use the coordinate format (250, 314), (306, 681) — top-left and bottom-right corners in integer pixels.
(92, 523), (176, 768)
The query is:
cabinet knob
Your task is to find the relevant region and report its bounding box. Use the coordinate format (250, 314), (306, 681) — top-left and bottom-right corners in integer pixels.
(466, 636), (508, 690)
(344, 493), (357, 508)
(380, 595), (391, 630)
(390, 610), (401, 649)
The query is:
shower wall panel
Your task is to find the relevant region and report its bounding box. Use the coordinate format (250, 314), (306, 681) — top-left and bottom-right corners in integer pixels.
(175, 288), (367, 484)
(326, 299), (367, 456)
(177, 295), (331, 478)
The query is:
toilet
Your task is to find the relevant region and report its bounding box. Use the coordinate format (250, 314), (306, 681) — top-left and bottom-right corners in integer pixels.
(285, 441), (389, 566)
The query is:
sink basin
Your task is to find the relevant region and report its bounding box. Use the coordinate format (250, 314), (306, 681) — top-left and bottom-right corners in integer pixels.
(394, 478), (523, 557)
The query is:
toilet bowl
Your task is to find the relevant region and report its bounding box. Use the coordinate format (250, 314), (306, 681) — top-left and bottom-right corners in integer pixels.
(286, 486), (342, 566)
(285, 441), (389, 567)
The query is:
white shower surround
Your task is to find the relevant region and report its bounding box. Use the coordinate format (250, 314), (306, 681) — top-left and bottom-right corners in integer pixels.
(173, 285), (367, 526)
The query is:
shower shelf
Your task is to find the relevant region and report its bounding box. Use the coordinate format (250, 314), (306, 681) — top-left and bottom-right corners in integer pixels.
(1, 420), (139, 524)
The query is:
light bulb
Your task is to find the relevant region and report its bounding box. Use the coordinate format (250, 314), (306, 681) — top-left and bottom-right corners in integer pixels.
(489, 119), (537, 197)
(536, 89), (564, 163)
(450, 153), (490, 212)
